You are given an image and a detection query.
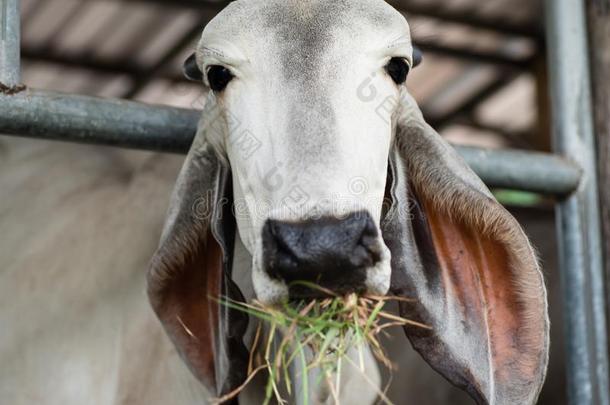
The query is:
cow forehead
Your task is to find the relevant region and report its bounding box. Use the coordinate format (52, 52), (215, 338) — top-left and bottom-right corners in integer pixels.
(198, 0), (409, 172)
(201, 0), (410, 61)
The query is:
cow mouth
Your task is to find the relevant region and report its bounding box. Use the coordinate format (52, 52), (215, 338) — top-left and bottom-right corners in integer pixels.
(216, 292), (429, 404)
(286, 280), (368, 302)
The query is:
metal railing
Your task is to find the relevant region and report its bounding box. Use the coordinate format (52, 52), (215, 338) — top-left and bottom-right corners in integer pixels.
(0, 0), (19, 87)
(546, 1), (609, 404)
(0, 89), (582, 195)
(0, 0), (607, 403)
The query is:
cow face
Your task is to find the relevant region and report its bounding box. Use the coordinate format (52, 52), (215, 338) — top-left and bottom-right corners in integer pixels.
(148, 1), (549, 404)
(186, 0), (417, 304)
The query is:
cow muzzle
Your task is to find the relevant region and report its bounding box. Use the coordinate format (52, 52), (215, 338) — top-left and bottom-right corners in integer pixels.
(262, 211), (383, 298)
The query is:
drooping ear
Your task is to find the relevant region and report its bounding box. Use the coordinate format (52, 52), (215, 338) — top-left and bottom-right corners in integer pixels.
(412, 46), (423, 68)
(183, 52), (204, 82)
(147, 106), (248, 399)
(382, 90), (549, 405)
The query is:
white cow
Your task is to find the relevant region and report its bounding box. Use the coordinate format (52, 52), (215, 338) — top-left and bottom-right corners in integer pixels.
(0, 1), (549, 404)
(148, 1), (548, 404)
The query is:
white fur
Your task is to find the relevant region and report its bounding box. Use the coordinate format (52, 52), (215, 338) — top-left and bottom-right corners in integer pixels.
(195, 0), (413, 305)
(188, 2), (419, 402)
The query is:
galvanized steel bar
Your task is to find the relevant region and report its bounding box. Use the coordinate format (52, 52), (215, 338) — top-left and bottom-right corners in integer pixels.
(456, 146), (581, 195)
(0, 0), (20, 87)
(545, 0), (610, 404)
(0, 90), (199, 153)
(0, 89), (582, 195)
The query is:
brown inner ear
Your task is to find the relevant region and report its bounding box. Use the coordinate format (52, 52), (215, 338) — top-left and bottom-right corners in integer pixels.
(160, 231), (224, 389)
(423, 198), (523, 383)
(387, 119), (548, 402)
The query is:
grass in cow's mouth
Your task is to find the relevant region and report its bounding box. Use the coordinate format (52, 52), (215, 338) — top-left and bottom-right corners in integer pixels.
(213, 282), (430, 405)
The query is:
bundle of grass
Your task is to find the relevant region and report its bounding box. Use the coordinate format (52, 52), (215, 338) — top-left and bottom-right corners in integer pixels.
(215, 283), (430, 405)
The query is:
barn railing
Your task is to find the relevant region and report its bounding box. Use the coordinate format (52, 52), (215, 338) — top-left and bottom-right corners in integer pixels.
(0, 89), (582, 195)
(0, 0), (607, 403)
(546, 1), (609, 404)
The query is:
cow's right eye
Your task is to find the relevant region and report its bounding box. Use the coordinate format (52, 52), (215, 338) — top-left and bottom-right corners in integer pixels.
(207, 65), (234, 92)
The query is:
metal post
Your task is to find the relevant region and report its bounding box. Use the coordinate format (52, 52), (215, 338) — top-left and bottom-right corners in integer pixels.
(0, 0), (20, 87)
(545, 0), (610, 404)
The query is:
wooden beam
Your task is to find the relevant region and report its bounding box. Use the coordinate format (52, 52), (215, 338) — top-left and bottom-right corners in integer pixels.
(120, 0), (229, 13)
(416, 40), (534, 69)
(390, 1), (542, 39)
(587, 0), (610, 310)
(21, 48), (185, 83)
(120, 7), (220, 99)
(120, 0), (541, 39)
(424, 72), (519, 129)
(533, 53), (552, 151)
(451, 117), (536, 150)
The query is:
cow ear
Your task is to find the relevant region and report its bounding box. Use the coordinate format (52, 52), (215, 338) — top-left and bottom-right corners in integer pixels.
(183, 52), (204, 82)
(412, 46), (423, 68)
(382, 90), (549, 405)
(147, 101), (248, 397)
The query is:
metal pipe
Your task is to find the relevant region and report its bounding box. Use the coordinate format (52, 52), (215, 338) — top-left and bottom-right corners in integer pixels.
(0, 0), (20, 87)
(0, 89), (199, 153)
(456, 146), (581, 195)
(0, 89), (582, 196)
(545, 0), (610, 404)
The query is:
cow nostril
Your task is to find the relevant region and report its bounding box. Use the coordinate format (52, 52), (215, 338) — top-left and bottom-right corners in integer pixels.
(352, 240), (380, 268)
(267, 222), (300, 271)
(262, 212), (382, 294)
(276, 243), (298, 269)
(357, 216), (382, 262)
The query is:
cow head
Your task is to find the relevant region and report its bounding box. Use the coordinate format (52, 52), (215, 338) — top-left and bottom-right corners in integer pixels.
(147, 1), (549, 404)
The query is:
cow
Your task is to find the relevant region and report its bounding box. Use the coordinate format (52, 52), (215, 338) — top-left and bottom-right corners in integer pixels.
(0, 1), (551, 404)
(146, 1), (549, 404)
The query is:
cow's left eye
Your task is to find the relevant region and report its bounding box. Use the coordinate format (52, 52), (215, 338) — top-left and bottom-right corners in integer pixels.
(385, 58), (410, 85)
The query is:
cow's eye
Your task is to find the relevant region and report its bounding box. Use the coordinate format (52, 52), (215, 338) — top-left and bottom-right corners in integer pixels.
(385, 57), (410, 85)
(207, 65), (234, 92)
